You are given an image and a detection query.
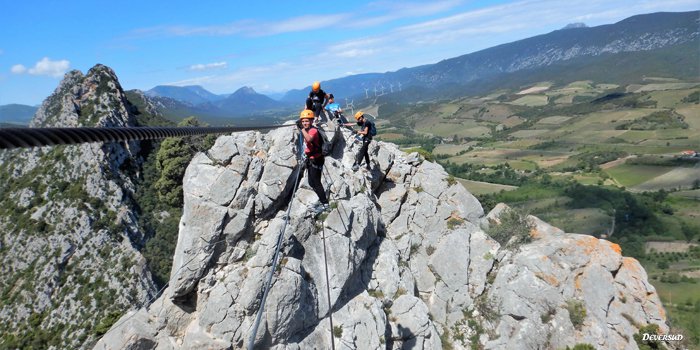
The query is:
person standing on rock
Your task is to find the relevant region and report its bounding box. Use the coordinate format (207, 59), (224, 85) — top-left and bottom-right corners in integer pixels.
(305, 81), (330, 124)
(351, 111), (375, 172)
(298, 109), (330, 214)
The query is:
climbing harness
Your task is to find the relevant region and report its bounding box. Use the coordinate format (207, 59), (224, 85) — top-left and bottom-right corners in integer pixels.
(0, 125), (290, 150)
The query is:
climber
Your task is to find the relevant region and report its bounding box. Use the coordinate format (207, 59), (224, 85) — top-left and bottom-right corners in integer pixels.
(351, 111), (376, 172)
(325, 94), (348, 124)
(305, 81), (330, 124)
(298, 109), (330, 214)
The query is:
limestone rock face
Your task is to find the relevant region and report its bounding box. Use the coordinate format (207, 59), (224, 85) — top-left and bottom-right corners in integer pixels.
(96, 126), (668, 350)
(0, 65), (157, 348)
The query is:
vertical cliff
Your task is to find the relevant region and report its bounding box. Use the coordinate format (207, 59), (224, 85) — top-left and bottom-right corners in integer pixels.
(0, 65), (157, 348)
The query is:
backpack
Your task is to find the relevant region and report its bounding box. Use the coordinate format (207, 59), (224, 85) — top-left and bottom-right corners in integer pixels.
(366, 120), (377, 137)
(314, 126), (333, 156)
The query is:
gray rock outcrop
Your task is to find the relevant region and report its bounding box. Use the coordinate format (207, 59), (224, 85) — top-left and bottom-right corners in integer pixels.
(95, 125), (668, 350)
(0, 65), (157, 348)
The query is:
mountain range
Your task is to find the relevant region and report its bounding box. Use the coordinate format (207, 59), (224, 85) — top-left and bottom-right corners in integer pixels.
(1, 10), (697, 126)
(0, 104), (38, 126)
(109, 10), (700, 120)
(145, 85), (226, 105)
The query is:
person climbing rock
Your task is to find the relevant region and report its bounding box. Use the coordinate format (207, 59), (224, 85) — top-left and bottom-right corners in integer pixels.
(351, 111), (376, 172)
(298, 109), (330, 214)
(305, 81), (330, 124)
(325, 94), (348, 124)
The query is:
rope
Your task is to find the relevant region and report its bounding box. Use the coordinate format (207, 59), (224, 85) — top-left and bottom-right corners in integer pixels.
(248, 129), (305, 350)
(321, 225), (337, 350)
(0, 125), (290, 150)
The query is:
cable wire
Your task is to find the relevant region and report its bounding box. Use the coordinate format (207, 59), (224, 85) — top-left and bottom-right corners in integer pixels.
(248, 129), (305, 350)
(0, 125), (291, 150)
(321, 224), (337, 350)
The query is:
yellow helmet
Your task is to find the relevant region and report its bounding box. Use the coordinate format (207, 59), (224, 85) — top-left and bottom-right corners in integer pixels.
(300, 109), (314, 120)
(354, 111), (364, 121)
(312, 81), (321, 92)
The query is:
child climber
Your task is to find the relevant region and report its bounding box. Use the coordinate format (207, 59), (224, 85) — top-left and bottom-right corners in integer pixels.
(298, 109), (330, 214)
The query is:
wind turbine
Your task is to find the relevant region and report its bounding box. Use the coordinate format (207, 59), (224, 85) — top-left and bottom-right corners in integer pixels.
(346, 99), (355, 115)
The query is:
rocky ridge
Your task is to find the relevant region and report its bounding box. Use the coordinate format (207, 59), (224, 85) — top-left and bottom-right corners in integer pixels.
(96, 124), (668, 349)
(0, 65), (157, 348)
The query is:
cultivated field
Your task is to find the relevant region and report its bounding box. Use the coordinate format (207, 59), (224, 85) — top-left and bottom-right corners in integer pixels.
(509, 95), (548, 106)
(536, 116), (572, 125)
(605, 164), (675, 188)
(632, 167), (700, 192)
(458, 178), (518, 195)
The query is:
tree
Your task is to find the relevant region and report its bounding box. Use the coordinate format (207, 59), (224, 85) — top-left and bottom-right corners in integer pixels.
(154, 117), (216, 207)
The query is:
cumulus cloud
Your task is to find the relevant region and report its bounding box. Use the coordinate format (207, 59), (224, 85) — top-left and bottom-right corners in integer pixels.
(11, 57), (70, 77)
(11, 64), (27, 74)
(188, 61), (228, 71)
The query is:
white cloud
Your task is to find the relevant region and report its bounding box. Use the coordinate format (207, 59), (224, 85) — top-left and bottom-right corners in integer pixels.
(129, 14), (351, 39)
(188, 61), (228, 71)
(29, 57), (70, 77)
(12, 57), (70, 77)
(139, 0), (699, 94)
(126, 1), (461, 39)
(326, 0), (679, 64)
(11, 64), (27, 74)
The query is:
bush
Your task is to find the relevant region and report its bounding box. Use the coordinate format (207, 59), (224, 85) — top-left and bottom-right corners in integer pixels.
(94, 311), (123, 336)
(566, 299), (587, 330)
(486, 208), (533, 247)
(333, 325), (343, 338)
(446, 175), (458, 186)
(447, 217), (464, 230)
(633, 324), (666, 350)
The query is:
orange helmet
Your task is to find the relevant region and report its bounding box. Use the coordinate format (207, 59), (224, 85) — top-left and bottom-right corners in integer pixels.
(300, 109), (314, 120)
(312, 81), (321, 92)
(354, 111), (364, 121)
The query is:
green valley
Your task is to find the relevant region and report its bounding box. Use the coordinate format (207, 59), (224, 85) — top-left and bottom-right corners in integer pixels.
(370, 78), (700, 345)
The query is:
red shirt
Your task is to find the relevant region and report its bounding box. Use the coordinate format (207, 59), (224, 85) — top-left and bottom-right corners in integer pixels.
(304, 127), (323, 159)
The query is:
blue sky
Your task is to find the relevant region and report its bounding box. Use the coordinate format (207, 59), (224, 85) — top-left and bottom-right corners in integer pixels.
(0, 0), (697, 105)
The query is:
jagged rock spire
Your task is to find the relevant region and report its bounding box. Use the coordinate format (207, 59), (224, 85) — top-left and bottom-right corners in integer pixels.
(31, 64), (136, 128)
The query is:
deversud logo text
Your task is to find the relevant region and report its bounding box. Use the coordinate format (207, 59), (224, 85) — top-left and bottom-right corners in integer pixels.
(642, 333), (684, 341)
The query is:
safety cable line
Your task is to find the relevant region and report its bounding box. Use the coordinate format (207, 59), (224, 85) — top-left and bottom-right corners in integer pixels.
(0, 125), (290, 150)
(321, 225), (337, 350)
(248, 129), (306, 350)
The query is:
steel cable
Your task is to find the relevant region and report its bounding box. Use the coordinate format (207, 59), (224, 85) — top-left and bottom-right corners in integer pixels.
(0, 125), (291, 150)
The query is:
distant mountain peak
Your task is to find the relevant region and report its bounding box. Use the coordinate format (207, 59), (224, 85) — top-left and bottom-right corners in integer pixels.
(233, 86), (257, 95)
(146, 85), (224, 105)
(562, 22), (588, 30)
